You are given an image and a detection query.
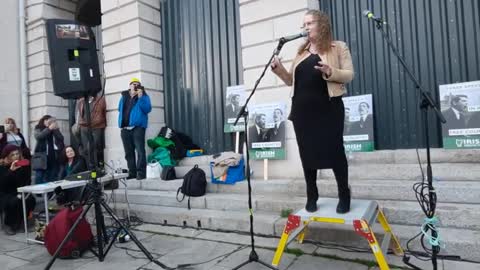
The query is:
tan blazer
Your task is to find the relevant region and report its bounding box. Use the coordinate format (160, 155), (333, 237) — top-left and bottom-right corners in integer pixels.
(288, 41), (354, 98)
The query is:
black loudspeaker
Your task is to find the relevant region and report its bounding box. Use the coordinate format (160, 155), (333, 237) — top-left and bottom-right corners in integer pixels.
(45, 19), (102, 99)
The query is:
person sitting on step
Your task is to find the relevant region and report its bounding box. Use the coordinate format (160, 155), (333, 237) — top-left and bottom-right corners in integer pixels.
(0, 145), (36, 235)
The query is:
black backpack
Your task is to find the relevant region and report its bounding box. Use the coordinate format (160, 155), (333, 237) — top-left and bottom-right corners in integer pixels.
(158, 126), (175, 139)
(169, 135), (187, 160)
(176, 165), (207, 209)
(161, 166), (176, 180)
(158, 126), (200, 160)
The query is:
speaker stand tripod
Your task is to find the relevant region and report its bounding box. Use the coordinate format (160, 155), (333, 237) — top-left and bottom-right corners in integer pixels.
(44, 94), (172, 270)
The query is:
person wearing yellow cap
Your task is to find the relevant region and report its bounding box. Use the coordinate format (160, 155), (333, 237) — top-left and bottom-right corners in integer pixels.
(117, 78), (152, 180)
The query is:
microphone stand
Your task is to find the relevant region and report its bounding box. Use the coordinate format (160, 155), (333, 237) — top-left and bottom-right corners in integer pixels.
(230, 38), (287, 270)
(371, 20), (446, 270)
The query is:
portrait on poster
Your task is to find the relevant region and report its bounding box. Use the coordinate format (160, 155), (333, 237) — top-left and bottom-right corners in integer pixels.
(342, 94), (375, 152)
(439, 81), (480, 149)
(248, 102), (287, 160)
(224, 85), (247, 133)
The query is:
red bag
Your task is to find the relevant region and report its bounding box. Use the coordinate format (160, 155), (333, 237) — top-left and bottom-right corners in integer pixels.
(44, 206), (93, 258)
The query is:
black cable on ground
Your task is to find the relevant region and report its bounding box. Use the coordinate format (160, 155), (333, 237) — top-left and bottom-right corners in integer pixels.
(400, 81), (443, 269)
(175, 245), (248, 269)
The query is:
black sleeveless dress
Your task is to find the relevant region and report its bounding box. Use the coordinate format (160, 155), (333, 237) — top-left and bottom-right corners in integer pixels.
(290, 53), (345, 169)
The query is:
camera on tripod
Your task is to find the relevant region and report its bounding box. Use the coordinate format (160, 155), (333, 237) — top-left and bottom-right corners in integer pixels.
(54, 186), (69, 206)
(54, 186), (81, 206)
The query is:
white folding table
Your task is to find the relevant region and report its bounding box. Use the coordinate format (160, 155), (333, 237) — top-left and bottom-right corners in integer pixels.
(17, 173), (128, 244)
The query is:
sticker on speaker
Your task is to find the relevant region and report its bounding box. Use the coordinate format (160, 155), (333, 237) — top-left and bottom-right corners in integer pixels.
(69, 68), (81, 81)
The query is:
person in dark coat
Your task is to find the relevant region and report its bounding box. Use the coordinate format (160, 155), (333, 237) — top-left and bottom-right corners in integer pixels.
(57, 145), (87, 204)
(0, 145), (36, 235)
(248, 113), (270, 148)
(442, 95), (468, 135)
(467, 111), (480, 129)
(268, 108), (286, 143)
(343, 107), (353, 136)
(225, 94), (241, 120)
(57, 145), (87, 180)
(350, 102), (374, 140)
(270, 10), (354, 213)
(33, 115), (64, 184)
(0, 118), (31, 159)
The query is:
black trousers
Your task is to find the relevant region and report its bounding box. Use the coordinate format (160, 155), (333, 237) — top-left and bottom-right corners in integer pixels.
(302, 153), (349, 201)
(120, 127), (147, 178)
(1, 194), (36, 229)
(80, 127), (105, 166)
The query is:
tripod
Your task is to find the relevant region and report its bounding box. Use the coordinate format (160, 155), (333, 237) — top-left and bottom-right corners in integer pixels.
(370, 20), (446, 270)
(230, 39), (288, 270)
(44, 93), (172, 270)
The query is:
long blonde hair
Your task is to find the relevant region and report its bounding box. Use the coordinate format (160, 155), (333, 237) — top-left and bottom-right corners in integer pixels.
(5, 117), (19, 134)
(298, 10), (333, 55)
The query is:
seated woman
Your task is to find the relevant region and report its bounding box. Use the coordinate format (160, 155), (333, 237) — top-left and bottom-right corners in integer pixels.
(0, 145), (36, 235)
(58, 145), (87, 180)
(57, 145), (87, 205)
(0, 118), (31, 159)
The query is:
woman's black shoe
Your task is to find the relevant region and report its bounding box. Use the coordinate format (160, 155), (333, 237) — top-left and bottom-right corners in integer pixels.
(336, 189), (351, 214)
(336, 200), (350, 214)
(305, 199), (318, 212)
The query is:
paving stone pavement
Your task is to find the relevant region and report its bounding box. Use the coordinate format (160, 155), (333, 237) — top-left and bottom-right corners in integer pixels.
(1, 223), (479, 270)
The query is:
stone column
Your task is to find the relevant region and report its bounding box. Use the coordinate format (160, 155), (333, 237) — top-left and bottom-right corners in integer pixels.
(101, 0), (164, 166)
(26, 0), (78, 147)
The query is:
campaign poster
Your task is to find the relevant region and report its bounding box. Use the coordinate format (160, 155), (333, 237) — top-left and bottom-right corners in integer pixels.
(248, 102), (287, 160)
(342, 94), (375, 152)
(224, 85), (247, 133)
(439, 81), (480, 149)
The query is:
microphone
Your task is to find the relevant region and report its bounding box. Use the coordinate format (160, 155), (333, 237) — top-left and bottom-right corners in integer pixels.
(362, 10), (385, 24)
(274, 31), (307, 56)
(279, 31), (308, 43)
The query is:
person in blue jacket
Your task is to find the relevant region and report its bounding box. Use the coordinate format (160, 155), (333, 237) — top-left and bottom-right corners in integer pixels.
(118, 78), (152, 180)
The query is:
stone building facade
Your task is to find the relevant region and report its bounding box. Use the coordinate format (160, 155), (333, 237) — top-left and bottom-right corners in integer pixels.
(2, 0), (319, 172)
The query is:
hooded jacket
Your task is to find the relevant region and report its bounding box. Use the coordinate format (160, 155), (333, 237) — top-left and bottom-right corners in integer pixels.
(117, 90), (152, 129)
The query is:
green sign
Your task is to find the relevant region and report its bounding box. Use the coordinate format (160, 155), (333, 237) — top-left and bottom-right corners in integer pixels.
(443, 136), (480, 149)
(224, 122), (245, 133)
(249, 148), (285, 160)
(344, 141), (374, 152)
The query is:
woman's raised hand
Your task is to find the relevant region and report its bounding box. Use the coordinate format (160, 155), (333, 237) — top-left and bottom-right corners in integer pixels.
(10, 160), (20, 172)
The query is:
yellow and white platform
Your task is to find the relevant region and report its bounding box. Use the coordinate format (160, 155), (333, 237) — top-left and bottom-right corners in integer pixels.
(272, 198), (404, 270)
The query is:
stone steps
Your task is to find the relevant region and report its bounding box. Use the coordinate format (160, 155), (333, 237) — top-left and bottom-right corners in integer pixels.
(116, 149), (480, 262)
(321, 163), (480, 181)
(178, 149), (480, 166)
(111, 203), (480, 261)
(175, 149), (480, 180)
(172, 162), (480, 181)
(120, 178), (480, 203)
(112, 189), (480, 230)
